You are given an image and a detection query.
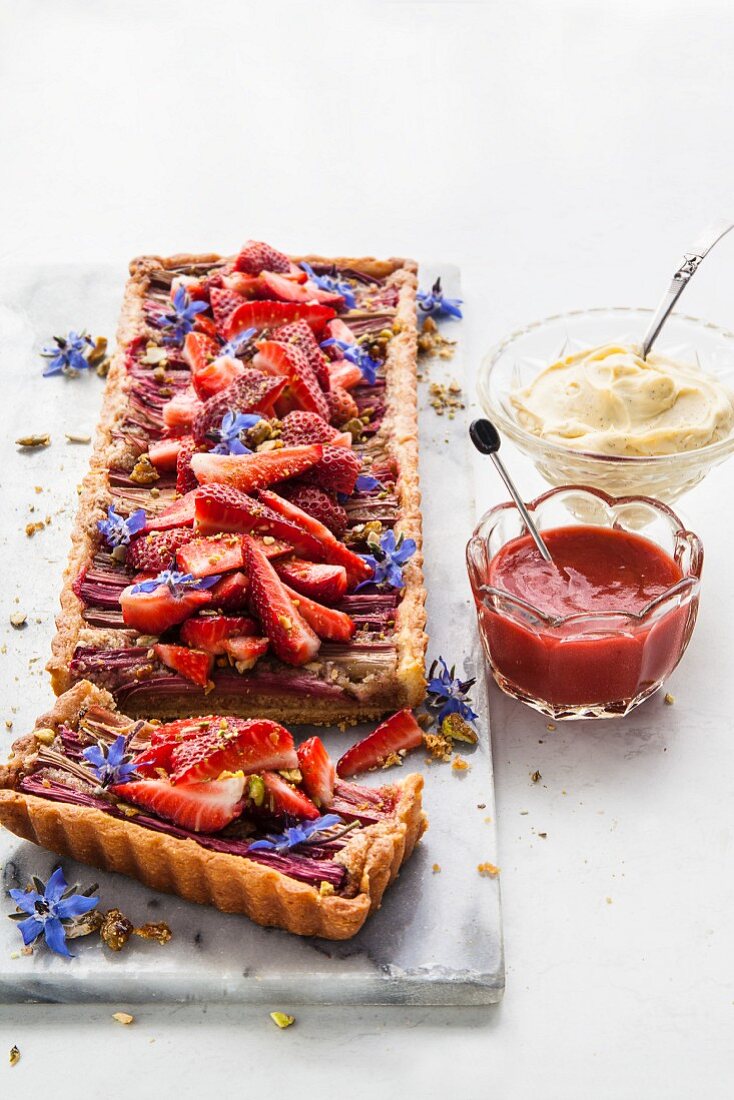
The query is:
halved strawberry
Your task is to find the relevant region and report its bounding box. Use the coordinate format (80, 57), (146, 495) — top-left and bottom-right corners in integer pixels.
(180, 614), (258, 653)
(273, 320), (331, 391)
(195, 484), (325, 559)
(210, 287), (244, 331)
(176, 532), (246, 577)
(304, 445), (362, 494)
(336, 709), (424, 778)
(170, 717), (297, 783)
(209, 570), (249, 610)
(154, 642), (214, 687)
(175, 436), (198, 496)
(192, 371), (288, 446)
(326, 384), (359, 426)
(282, 584), (355, 643)
(278, 484), (348, 539)
(223, 634), (270, 669)
(190, 444), (323, 493)
(111, 775), (245, 833)
(258, 490), (371, 584)
(254, 341), (330, 420)
(222, 271), (264, 298)
(324, 318), (357, 348)
(245, 538), (321, 666)
(148, 437), (182, 471)
(275, 558), (348, 605)
(120, 584), (212, 634)
(328, 360), (363, 390)
(297, 736), (336, 807)
(234, 240), (291, 275)
(182, 331), (219, 374)
(144, 489), (198, 531)
(162, 387), (204, 432)
(193, 314), (219, 340)
(224, 301), (335, 341)
(279, 410), (344, 448)
(260, 270), (344, 309)
(261, 771), (320, 821)
(127, 525), (194, 573)
(192, 356), (244, 401)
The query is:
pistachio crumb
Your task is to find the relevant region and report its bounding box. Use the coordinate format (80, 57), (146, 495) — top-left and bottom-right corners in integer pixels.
(9, 1045), (20, 1067)
(270, 1012), (295, 1029)
(432, 863), (441, 874)
(530, 770), (542, 783)
(318, 881), (334, 897)
(477, 862), (500, 878)
(16, 434), (50, 448)
(664, 693), (675, 705)
(452, 755), (470, 772)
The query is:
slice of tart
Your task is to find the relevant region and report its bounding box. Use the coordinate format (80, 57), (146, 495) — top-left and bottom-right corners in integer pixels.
(48, 242), (426, 724)
(0, 681), (426, 939)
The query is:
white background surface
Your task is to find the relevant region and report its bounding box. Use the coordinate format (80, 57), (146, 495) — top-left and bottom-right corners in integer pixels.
(1, 1), (733, 1096)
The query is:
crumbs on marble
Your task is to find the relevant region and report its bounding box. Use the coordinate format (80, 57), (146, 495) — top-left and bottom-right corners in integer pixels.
(423, 729), (452, 762)
(664, 693), (675, 705)
(9, 613), (27, 629)
(417, 316), (456, 360)
(25, 520), (46, 537)
(9, 1044), (20, 1067)
(16, 434), (50, 449)
(432, 863), (441, 874)
(428, 379), (464, 419)
(65, 432), (91, 444)
(477, 862), (500, 878)
(270, 1012), (295, 1029)
(112, 1012), (135, 1026)
(452, 755), (470, 773)
(530, 770), (541, 783)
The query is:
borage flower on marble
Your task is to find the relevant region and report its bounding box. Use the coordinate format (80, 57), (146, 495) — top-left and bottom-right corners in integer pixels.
(41, 331), (95, 377)
(427, 656), (478, 727)
(8, 868), (99, 958)
(248, 814), (344, 854)
(300, 262), (357, 309)
(153, 285), (209, 344)
(210, 410), (261, 455)
(82, 734), (138, 788)
(417, 277), (463, 320)
(97, 505), (146, 559)
(130, 570), (221, 596)
(219, 326), (257, 359)
(319, 338), (380, 385)
(357, 528), (417, 590)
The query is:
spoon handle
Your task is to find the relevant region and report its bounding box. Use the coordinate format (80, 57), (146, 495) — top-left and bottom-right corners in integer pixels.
(490, 454), (553, 564)
(640, 218), (734, 359)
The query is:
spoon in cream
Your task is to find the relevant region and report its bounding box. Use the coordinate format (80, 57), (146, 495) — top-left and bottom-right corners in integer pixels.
(470, 418), (554, 564)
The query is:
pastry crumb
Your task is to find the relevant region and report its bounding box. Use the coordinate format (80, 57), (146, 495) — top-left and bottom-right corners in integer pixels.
(664, 693), (675, 705)
(477, 862), (500, 878)
(432, 863), (441, 874)
(530, 770), (541, 783)
(452, 755), (470, 772)
(16, 434), (50, 448)
(318, 881), (335, 897)
(25, 520), (46, 538)
(9, 613), (27, 628)
(422, 730), (452, 762)
(112, 1012), (135, 1025)
(9, 1044), (20, 1067)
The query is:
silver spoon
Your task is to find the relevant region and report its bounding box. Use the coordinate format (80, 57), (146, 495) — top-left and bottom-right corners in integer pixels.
(640, 218), (734, 359)
(470, 418), (554, 564)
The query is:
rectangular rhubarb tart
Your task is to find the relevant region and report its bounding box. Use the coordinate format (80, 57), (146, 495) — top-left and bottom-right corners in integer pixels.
(48, 241), (427, 724)
(0, 681), (426, 939)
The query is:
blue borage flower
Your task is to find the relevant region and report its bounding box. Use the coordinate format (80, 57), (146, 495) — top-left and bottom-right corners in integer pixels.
(300, 262), (357, 309)
(8, 868), (99, 958)
(354, 473), (382, 493)
(249, 814), (344, 854)
(82, 734), (138, 788)
(319, 338), (380, 385)
(41, 331), (95, 376)
(211, 410), (262, 455)
(427, 656), (478, 725)
(417, 277), (463, 320)
(357, 529), (417, 590)
(219, 326), (257, 359)
(97, 505), (146, 552)
(130, 570), (221, 596)
(153, 285), (209, 344)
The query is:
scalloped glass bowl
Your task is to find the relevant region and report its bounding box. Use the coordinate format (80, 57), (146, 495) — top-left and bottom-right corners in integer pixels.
(477, 307), (734, 502)
(466, 486), (703, 720)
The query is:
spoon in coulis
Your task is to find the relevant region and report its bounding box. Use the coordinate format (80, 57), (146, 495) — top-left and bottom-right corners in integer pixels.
(469, 418), (554, 564)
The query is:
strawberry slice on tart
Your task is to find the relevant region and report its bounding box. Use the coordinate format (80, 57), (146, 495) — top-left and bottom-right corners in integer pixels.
(274, 558), (348, 604)
(209, 570), (250, 610)
(337, 710), (424, 778)
(190, 444), (323, 494)
(148, 437), (183, 471)
(169, 717), (298, 783)
(261, 770), (320, 821)
(111, 775), (246, 834)
(144, 489), (198, 531)
(282, 585), (355, 643)
(154, 643), (214, 688)
(120, 576), (214, 634)
(195, 484), (325, 560)
(233, 240), (291, 275)
(223, 634), (270, 670)
(180, 614), (258, 654)
(258, 490), (372, 584)
(254, 341), (330, 420)
(297, 736), (336, 808)
(224, 301), (335, 341)
(245, 537), (321, 667)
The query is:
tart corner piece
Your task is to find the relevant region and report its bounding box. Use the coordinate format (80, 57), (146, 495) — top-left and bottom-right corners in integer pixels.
(0, 682), (426, 940)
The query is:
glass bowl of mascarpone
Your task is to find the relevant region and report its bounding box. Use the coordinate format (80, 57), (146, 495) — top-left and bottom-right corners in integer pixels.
(477, 307), (734, 501)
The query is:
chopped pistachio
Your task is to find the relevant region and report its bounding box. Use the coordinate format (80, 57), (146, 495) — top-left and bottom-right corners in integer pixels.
(16, 434), (50, 448)
(318, 881), (335, 897)
(99, 908), (134, 951)
(87, 336), (108, 367)
(129, 454), (160, 485)
(664, 692), (675, 705)
(9, 613), (27, 628)
(9, 1045), (20, 1067)
(133, 921), (172, 945)
(248, 774), (266, 807)
(441, 713), (478, 744)
(33, 727), (56, 745)
(530, 770), (542, 783)
(270, 1012), (295, 1029)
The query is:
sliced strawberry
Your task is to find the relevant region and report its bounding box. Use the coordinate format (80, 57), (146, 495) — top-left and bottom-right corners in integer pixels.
(144, 489), (198, 531)
(273, 320), (331, 391)
(170, 717), (297, 783)
(175, 436), (198, 496)
(234, 240), (291, 275)
(279, 410), (344, 448)
(180, 614), (258, 653)
(195, 484), (325, 559)
(192, 371), (288, 446)
(193, 314), (219, 340)
(182, 331), (219, 374)
(172, 274), (209, 303)
(326, 384), (359, 426)
(223, 634), (270, 669)
(261, 771), (320, 821)
(120, 584), (212, 634)
(209, 570), (250, 610)
(190, 444), (323, 493)
(337, 710), (423, 778)
(112, 775), (245, 833)
(278, 484), (348, 539)
(275, 558), (348, 604)
(282, 584), (355, 643)
(192, 356), (244, 401)
(245, 538), (321, 666)
(324, 318), (357, 348)
(148, 437), (182, 471)
(154, 642), (214, 687)
(258, 490), (371, 584)
(210, 287), (244, 331)
(254, 341), (330, 420)
(260, 270), (344, 309)
(328, 360), (363, 390)
(297, 736), (336, 807)
(222, 271), (264, 298)
(305, 445), (361, 494)
(127, 525), (194, 573)
(162, 387), (204, 432)
(176, 532), (246, 577)
(224, 301), (335, 341)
